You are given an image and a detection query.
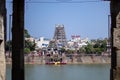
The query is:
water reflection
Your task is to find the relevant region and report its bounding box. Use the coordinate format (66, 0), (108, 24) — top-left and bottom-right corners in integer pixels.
(6, 64), (110, 80)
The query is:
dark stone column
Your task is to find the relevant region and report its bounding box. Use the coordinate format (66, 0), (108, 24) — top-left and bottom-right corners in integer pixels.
(110, 0), (120, 80)
(12, 0), (25, 80)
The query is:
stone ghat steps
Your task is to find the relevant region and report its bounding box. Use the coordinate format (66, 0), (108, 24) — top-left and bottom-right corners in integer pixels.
(92, 56), (103, 63)
(102, 56), (111, 63)
(24, 56), (111, 64)
(6, 56), (111, 64)
(77, 56), (110, 63)
(81, 56), (93, 63)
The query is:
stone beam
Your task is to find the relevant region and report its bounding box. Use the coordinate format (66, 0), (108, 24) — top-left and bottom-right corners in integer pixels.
(12, 0), (25, 80)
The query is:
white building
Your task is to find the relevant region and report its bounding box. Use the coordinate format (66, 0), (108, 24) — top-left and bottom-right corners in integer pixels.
(67, 35), (88, 50)
(35, 37), (50, 49)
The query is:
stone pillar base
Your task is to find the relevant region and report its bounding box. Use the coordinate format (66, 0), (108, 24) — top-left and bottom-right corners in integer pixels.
(113, 67), (120, 80)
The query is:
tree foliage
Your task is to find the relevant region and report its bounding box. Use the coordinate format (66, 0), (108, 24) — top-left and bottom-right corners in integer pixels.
(79, 38), (107, 54)
(24, 48), (30, 54)
(5, 40), (12, 51)
(85, 43), (94, 54)
(24, 40), (36, 51)
(24, 29), (36, 51)
(79, 46), (86, 53)
(60, 47), (66, 53)
(24, 29), (30, 38)
(5, 29), (35, 53)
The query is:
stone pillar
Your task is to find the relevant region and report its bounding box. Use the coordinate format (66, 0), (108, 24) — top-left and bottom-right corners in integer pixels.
(0, 0), (6, 80)
(12, 0), (25, 80)
(110, 0), (120, 80)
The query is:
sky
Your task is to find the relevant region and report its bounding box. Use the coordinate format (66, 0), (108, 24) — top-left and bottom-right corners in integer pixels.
(6, 0), (110, 40)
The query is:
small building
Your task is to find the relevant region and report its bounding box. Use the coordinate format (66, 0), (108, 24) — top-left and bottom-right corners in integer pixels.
(67, 35), (88, 50)
(35, 37), (50, 49)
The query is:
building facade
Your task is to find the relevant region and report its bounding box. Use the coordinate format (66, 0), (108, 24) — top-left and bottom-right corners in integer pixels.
(67, 35), (88, 50)
(35, 37), (50, 49)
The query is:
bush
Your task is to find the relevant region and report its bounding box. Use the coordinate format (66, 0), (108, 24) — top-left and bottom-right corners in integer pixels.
(24, 48), (30, 54)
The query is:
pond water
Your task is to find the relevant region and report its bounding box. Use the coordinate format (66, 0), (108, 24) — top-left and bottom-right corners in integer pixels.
(6, 64), (110, 80)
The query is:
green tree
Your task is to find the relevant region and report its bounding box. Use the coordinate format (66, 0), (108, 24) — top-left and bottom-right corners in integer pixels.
(78, 38), (108, 54)
(85, 43), (93, 54)
(65, 49), (74, 54)
(5, 29), (36, 53)
(60, 47), (66, 53)
(25, 40), (36, 51)
(79, 46), (86, 53)
(92, 38), (107, 54)
(94, 48), (102, 54)
(5, 40), (12, 51)
(100, 39), (107, 51)
(24, 29), (36, 51)
(24, 29), (30, 38)
(24, 48), (30, 54)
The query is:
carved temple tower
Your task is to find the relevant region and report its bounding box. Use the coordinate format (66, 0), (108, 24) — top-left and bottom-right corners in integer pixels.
(53, 24), (67, 47)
